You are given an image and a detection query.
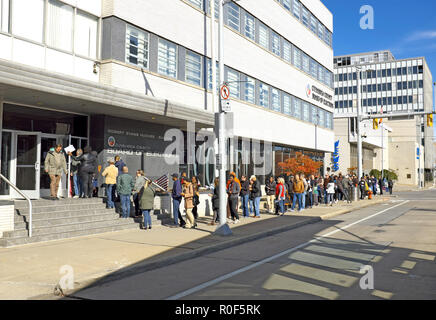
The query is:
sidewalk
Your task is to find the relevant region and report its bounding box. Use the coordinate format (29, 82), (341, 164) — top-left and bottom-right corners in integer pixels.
(0, 196), (391, 300)
(392, 184), (435, 192)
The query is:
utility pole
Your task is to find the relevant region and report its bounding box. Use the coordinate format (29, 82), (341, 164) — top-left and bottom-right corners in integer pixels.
(215, 0), (232, 235)
(356, 66), (363, 179)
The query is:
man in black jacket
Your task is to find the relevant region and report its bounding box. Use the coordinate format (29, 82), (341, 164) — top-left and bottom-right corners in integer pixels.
(240, 176), (250, 218)
(265, 176), (276, 214)
(250, 176), (261, 218)
(69, 146), (97, 198)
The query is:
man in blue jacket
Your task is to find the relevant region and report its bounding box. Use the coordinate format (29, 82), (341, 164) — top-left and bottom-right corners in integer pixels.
(171, 173), (185, 227)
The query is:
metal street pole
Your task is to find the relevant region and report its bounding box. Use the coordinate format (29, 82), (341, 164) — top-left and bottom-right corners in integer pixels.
(217, 0), (230, 234)
(381, 122), (384, 180)
(211, 0), (217, 114)
(356, 67), (363, 179)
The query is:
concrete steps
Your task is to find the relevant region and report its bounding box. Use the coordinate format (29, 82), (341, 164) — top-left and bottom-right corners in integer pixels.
(0, 198), (170, 247)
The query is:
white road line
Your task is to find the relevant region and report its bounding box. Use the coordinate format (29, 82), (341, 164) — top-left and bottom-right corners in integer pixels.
(166, 200), (410, 300)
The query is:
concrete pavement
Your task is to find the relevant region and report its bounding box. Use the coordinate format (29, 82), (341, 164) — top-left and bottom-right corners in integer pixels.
(0, 196), (390, 300)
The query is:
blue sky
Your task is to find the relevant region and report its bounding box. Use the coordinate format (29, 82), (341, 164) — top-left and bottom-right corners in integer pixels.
(322, 0), (436, 77)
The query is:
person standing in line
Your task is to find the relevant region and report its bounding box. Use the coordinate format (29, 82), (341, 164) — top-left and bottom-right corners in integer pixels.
(265, 176), (277, 214)
(182, 179), (196, 229)
(285, 174), (294, 211)
(181, 172), (188, 185)
(132, 170), (147, 218)
(71, 148), (83, 198)
(313, 176), (319, 206)
(240, 175), (250, 218)
(227, 174), (241, 224)
(191, 176), (200, 220)
(101, 158), (118, 209)
(250, 175), (261, 218)
(379, 176), (384, 195)
(114, 156), (126, 175)
(275, 177), (286, 216)
(209, 177), (220, 225)
(326, 178), (335, 206)
(116, 166), (134, 218)
(388, 178), (394, 195)
(171, 173), (185, 227)
(306, 175), (315, 209)
(301, 174), (308, 210)
(45, 144), (68, 200)
(342, 174), (352, 204)
(291, 174), (304, 212)
(139, 179), (156, 230)
(69, 146), (97, 199)
(359, 176), (367, 200)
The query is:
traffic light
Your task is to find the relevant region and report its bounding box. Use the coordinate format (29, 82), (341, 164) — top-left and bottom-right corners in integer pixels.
(427, 114), (433, 127)
(373, 119), (379, 130)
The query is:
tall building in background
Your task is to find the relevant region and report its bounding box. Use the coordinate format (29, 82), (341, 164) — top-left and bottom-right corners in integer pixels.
(332, 50), (434, 186)
(0, 0), (334, 200)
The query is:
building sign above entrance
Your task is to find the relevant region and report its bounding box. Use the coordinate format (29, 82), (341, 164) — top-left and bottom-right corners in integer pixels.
(307, 84), (334, 108)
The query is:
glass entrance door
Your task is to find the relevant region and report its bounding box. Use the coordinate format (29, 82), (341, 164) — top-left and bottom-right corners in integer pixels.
(14, 133), (41, 199)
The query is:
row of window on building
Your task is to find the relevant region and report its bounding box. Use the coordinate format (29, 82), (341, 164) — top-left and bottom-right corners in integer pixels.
(186, 0), (332, 48)
(0, 0), (98, 59)
(335, 65), (424, 82)
(335, 94), (424, 109)
(126, 24), (333, 130)
(184, 0), (333, 88)
(335, 80), (424, 95)
(334, 52), (393, 67)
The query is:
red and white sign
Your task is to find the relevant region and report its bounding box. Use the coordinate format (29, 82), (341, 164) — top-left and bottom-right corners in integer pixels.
(220, 85), (230, 100)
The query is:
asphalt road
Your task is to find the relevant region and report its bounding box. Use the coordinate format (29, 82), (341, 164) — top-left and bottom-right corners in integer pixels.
(73, 189), (436, 300)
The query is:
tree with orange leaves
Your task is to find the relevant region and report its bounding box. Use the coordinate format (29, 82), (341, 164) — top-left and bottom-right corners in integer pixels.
(278, 152), (323, 176)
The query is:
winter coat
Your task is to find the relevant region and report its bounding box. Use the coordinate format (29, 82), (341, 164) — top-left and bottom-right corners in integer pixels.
(115, 160), (126, 175)
(102, 164), (118, 185)
(172, 179), (182, 200)
(73, 152), (97, 175)
(327, 182), (335, 194)
(265, 180), (277, 196)
(44, 151), (67, 176)
(133, 175), (147, 194)
(139, 185), (156, 210)
(116, 173), (134, 195)
(293, 180), (304, 193)
(212, 186), (220, 210)
(183, 183), (194, 209)
(228, 180), (241, 198)
(250, 180), (261, 199)
(275, 183), (286, 200)
(240, 180), (250, 196)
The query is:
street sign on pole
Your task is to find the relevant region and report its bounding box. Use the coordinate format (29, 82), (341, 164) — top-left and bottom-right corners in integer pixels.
(222, 100), (231, 112)
(220, 85), (230, 100)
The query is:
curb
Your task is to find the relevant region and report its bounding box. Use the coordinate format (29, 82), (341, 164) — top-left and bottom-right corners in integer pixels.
(67, 216), (322, 295)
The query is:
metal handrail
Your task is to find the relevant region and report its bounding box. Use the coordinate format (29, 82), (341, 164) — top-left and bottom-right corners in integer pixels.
(0, 173), (33, 237)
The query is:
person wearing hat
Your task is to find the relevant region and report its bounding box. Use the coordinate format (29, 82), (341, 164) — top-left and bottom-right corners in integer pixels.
(102, 158), (118, 209)
(171, 173), (185, 227)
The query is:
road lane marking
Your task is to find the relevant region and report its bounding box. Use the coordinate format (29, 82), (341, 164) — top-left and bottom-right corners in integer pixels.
(401, 261), (417, 270)
(166, 200), (409, 300)
(372, 290), (393, 299)
(305, 244), (378, 262)
(289, 251), (364, 271)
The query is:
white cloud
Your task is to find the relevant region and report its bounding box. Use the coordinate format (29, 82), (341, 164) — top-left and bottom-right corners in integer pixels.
(406, 30), (436, 42)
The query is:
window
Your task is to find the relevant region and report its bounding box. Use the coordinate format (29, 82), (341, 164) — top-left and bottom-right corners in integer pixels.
(12, 0), (44, 42)
(293, 97), (301, 119)
(271, 32), (281, 56)
(259, 82), (269, 108)
(301, 7), (309, 27)
(302, 102), (309, 122)
(310, 59), (317, 78)
(244, 13), (255, 41)
(283, 41), (292, 63)
(419, 80), (423, 88)
(397, 82), (402, 90)
(244, 76), (255, 104)
(283, 0), (291, 11)
(292, 0), (301, 20)
(75, 10), (98, 59)
(311, 106), (317, 124)
(207, 0), (219, 19)
(271, 88), (281, 112)
(158, 39), (177, 78)
(1, 0), (10, 32)
(283, 94), (291, 115)
(318, 109), (325, 127)
(324, 30), (331, 47)
(126, 26), (149, 68)
(185, 51), (202, 86)
(47, 0), (73, 52)
(310, 15), (317, 34)
(317, 64), (323, 82)
(302, 53), (310, 74)
(258, 23), (269, 49)
(318, 23), (324, 40)
(226, 68), (240, 99)
(207, 59), (219, 90)
(413, 66), (418, 74)
(293, 46), (302, 69)
(227, 2), (240, 32)
(187, 0), (202, 9)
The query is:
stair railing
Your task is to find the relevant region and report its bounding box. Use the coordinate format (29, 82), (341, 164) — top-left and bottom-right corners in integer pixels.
(0, 173), (33, 237)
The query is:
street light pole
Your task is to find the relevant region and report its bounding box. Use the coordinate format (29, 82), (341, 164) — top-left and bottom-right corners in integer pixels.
(356, 67), (363, 179)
